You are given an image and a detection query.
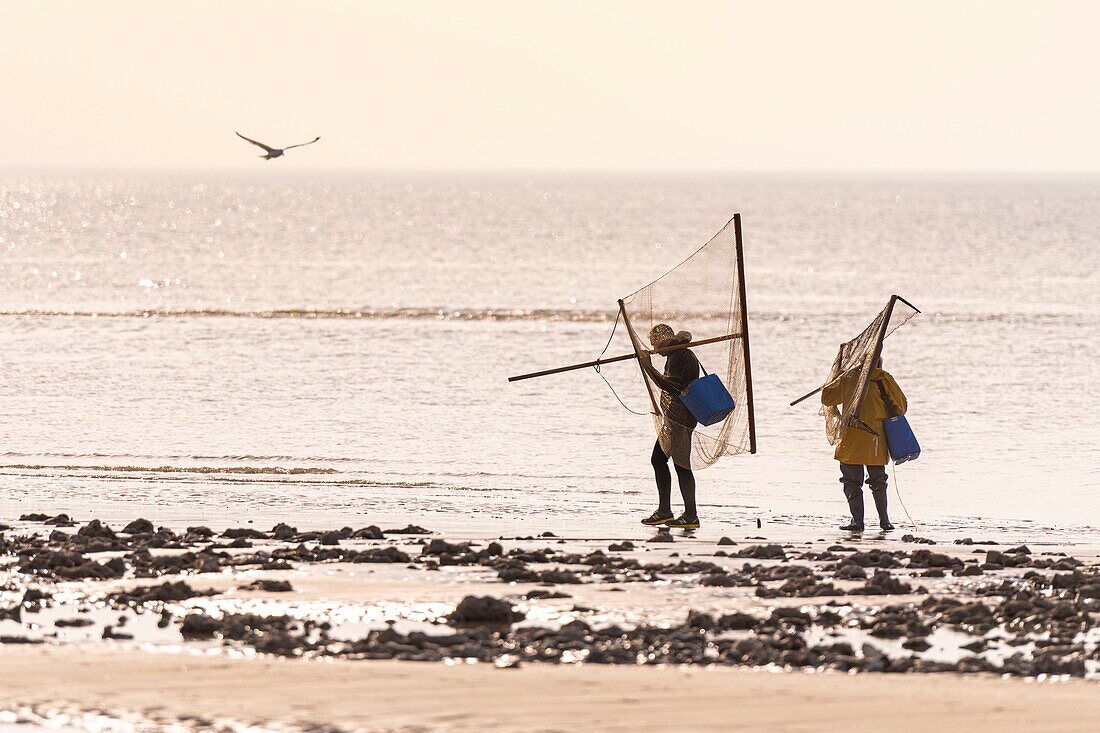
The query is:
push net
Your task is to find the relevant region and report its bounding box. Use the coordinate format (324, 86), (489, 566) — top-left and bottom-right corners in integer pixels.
(619, 215), (756, 469)
(819, 295), (920, 444)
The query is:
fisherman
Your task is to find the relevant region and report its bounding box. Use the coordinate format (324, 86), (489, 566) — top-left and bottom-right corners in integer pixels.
(637, 323), (701, 529)
(821, 356), (907, 531)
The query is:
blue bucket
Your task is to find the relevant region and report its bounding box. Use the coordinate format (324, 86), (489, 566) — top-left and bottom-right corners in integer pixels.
(884, 415), (920, 464)
(680, 373), (735, 426)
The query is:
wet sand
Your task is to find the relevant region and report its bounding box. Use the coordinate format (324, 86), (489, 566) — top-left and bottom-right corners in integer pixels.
(3, 646), (1099, 733)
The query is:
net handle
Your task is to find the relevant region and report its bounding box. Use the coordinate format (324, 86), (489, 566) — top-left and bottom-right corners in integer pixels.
(618, 299), (662, 418)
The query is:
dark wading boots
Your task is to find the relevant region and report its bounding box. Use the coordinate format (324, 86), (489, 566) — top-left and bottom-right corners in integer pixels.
(841, 487), (894, 532)
(840, 484), (865, 532)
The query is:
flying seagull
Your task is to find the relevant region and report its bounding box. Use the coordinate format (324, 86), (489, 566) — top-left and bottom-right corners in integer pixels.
(235, 131), (320, 160)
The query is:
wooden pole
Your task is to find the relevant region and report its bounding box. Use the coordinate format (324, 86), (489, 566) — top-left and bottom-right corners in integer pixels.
(618, 299), (663, 418)
(733, 213), (758, 454)
(789, 386), (824, 407)
(507, 331), (742, 382)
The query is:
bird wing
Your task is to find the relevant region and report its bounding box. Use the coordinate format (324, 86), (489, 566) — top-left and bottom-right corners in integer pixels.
(235, 132), (277, 153)
(283, 136), (321, 151)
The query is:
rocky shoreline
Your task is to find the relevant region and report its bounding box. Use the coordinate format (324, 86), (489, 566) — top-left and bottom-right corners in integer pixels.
(2, 513), (1097, 678)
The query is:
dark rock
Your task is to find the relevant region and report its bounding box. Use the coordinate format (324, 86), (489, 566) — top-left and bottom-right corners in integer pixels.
(646, 531), (674, 543)
(102, 625), (133, 640)
(735, 544), (785, 560)
(448, 596), (523, 626)
(55, 617), (95, 628)
(422, 539), (472, 556)
(180, 613), (221, 638)
(109, 580), (215, 605)
(834, 563), (867, 580)
(352, 525), (384, 540)
(907, 550), (959, 569)
(271, 523), (298, 540)
(318, 531), (341, 546)
(121, 518), (155, 535)
(539, 569), (583, 584)
(903, 638), (932, 652)
(717, 612), (757, 630)
(717, 537), (737, 546)
(222, 528), (265, 540)
(701, 573), (740, 587)
(76, 519), (116, 540)
(687, 611), (716, 630)
(0, 636), (44, 645)
(384, 524), (430, 535)
(243, 579), (293, 593)
(45, 514), (76, 526)
(525, 590), (572, 600)
(352, 546), (411, 563)
(840, 550), (899, 568)
(851, 570), (913, 596)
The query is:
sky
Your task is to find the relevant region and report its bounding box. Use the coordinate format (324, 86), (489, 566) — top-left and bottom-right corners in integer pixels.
(1, 1), (1097, 172)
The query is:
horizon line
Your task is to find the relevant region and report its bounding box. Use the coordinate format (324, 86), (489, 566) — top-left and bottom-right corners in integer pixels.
(1, 165), (1098, 178)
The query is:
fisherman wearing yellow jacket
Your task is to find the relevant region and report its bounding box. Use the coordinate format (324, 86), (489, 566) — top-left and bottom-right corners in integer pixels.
(821, 358), (907, 531)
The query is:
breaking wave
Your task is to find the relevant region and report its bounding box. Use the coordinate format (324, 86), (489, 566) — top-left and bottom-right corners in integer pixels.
(0, 463), (338, 475)
(0, 307), (1090, 324)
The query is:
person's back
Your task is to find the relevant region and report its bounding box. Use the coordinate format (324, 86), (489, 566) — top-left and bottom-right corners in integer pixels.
(821, 359), (907, 531)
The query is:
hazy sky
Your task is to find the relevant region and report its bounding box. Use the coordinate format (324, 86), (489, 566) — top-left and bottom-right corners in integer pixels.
(3, 1), (1097, 171)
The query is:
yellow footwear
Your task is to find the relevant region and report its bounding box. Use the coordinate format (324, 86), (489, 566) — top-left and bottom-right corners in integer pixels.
(666, 514), (700, 529)
(641, 510), (674, 526)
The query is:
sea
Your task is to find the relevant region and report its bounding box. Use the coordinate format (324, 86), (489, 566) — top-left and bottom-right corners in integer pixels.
(0, 170), (1096, 537)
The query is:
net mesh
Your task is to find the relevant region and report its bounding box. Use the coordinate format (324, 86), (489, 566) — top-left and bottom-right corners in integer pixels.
(619, 216), (754, 469)
(820, 296), (920, 445)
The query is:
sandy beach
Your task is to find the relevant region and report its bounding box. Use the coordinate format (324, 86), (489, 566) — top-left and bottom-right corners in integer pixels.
(2, 511), (1097, 731)
(4, 646), (1099, 733)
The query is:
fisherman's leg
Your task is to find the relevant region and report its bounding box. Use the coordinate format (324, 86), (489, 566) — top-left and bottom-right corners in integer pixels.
(642, 439), (674, 525)
(839, 463), (865, 531)
(673, 463), (697, 519)
(665, 427), (700, 528)
(866, 465), (893, 530)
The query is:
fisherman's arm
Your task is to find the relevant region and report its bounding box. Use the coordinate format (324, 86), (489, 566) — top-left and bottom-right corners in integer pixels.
(640, 359), (681, 395)
(821, 370), (853, 407)
(885, 374), (908, 414)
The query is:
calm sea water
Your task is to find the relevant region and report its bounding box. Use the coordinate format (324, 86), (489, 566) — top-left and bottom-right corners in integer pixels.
(0, 171), (1096, 534)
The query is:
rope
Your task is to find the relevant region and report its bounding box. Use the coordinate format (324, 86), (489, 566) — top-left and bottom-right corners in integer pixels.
(891, 461), (919, 532)
(594, 311), (648, 416)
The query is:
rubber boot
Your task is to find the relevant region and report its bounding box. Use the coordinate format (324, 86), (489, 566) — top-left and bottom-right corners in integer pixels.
(840, 485), (865, 532)
(872, 489), (894, 531)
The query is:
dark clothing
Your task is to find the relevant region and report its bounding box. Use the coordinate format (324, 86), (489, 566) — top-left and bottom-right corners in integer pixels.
(641, 340), (700, 468)
(840, 463), (888, 494)
(642, 345), (700, 430)
(840, 463), (889, 529)
(652, 439), (697, 517)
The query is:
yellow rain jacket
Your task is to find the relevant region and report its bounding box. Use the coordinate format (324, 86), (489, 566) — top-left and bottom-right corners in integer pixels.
(821, 368), (907, 466)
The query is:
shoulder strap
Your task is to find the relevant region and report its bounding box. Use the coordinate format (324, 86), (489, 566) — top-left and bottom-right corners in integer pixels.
(876, 379), (897, 418)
